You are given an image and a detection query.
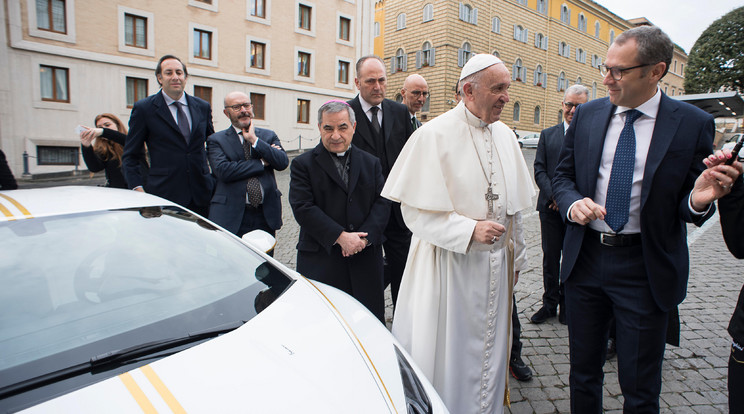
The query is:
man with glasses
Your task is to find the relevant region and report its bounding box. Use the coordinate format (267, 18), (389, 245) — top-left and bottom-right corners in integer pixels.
(207, 91), (288, 239)
(552, 26), (725, 412)
(400, 74), (429, 131)
(531, 84), (589, 326)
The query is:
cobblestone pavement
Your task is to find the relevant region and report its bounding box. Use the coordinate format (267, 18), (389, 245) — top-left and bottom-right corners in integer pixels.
(20, 148), (737, 412)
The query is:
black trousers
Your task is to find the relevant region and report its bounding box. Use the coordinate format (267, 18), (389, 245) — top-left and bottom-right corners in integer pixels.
(539, 210), (565, 310)
(565, 232), (668, 413)
(512, 296), (523, 358)
(730, 343), (744, 411)
(383, 206), (411, 307)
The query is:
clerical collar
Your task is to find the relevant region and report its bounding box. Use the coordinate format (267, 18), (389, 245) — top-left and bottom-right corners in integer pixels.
(330, 145), (351, 157)
(461, 103), (491, 129)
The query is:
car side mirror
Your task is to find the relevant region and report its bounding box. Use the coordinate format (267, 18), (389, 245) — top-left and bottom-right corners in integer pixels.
(242, 230), (276, 255)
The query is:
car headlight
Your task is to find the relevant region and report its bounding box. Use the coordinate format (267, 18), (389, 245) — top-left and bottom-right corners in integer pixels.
(394, 345), (432, 414)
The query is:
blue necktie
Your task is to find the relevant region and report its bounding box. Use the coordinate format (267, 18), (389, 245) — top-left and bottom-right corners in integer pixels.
(174, 101), (191, 143)
(605, 109), (642, 233)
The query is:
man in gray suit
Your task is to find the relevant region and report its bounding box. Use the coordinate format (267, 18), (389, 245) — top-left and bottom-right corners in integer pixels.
(530, 84), (589, 324)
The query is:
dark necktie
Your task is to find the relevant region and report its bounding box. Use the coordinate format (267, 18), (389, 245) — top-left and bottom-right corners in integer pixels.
(369, 106), (388, 172)
(605, 109), (642, 232)
(370, 106), (382, 136)
(174, 101), (191, 143)
(411, 116), (418, 131)
(242, 135), (262, 207)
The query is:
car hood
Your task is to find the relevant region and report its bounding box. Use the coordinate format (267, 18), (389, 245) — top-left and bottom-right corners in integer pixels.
(20, 277), (411, 413)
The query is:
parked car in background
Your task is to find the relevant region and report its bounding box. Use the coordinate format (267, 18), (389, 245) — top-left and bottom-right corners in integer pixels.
(722, 133), (742, 152)
(517, 133), (540, 148)
(0, 186), (448, 414)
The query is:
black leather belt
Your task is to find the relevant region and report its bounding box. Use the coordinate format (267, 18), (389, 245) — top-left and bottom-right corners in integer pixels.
(587, 229), (641, 247)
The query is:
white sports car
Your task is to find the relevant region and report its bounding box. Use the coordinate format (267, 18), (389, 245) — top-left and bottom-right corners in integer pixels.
(0, 186), (448, 413)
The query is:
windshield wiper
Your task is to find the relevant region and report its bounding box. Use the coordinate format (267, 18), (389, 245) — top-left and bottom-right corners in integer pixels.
(0, 320), (245, 399)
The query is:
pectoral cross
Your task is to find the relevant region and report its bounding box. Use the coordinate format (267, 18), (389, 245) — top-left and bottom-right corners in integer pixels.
(485, 186), (499, 216)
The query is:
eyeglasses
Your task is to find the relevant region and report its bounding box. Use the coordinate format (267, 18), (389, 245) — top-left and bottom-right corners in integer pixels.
(407, 90), (429, 98)
(563, 102), (581, 111)
(226, 103), (253, 111)
(598, 63), (652, 81)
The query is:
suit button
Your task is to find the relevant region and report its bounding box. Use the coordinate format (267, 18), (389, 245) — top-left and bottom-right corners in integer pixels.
(349, 225), (355, 230)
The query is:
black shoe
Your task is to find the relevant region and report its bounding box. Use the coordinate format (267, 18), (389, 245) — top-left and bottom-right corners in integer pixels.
(530, 307), (557, 324)
(606, 338), (617, 361)
(558, 306), (567, 325)
(509, 356), (533, 381)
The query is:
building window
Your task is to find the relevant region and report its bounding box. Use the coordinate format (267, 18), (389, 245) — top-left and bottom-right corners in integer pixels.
(393, 48), (407, 72)
(576, 76), (582, 85)
(576, 48), (586, 64)
(513, 102), (520, 122)
(674, 60), (677, 73)
(250, 0), (265, 17)
(250, 41), (265, 69)
(513, 25), (528, 43)
(193, 29), (212, 60)
(534, 106), (541, 124)
(338, 60), (350, 84)
(297, 99), (310, 124)
(40, 65), (69, 102)
(592, 82), (597, 99)
(595, 21), (600, 38)
(251, 93), (266, 119)
(592, 54), (601, 68)
(299, 4), (312, 30)
(681, 63), (684, 75)
(297, 52), (311, 77)
(459, 3), (477, 25)
(557, 71), (566, 91)
(557, 110), (563, 124)
(512, 58), (525, 82)
(560, 5), (570, 25)
(36, 0), (67, 33)
(609, 29), (615, 44)
(458, 42), (472, 67)
(396, 13), (406, 30)
(492, 50), (500, 58)
(126, 77), (147, 108)
(37, 146), (78, 166)
(193, 85), (212, 106)
(536, 0), (547, 15)
(516, 0), (527, 5)
(535, 32), (548, 50)
(374, 22), (380, 37)
(491, 17), (500, 33)
(339, 16), (350, 41)
(578, 14), (587, 32)
(124, 13), (146, 48)
(423, 4), (433, 22)
(559, 41), (570, 58)
(417, 41), (435, 68)
(534, 65), (546, 87)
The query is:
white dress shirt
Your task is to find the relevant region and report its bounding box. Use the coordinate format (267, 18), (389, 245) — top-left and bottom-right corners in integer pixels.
(161, 91), (192, 130)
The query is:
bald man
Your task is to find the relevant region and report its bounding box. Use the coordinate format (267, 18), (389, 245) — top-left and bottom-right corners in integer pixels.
(400, 74), (428, 131)
(207, 91), (288, 239)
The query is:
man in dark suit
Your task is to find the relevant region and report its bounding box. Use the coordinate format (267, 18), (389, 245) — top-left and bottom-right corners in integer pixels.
(401, 74), (428, 131)
(289, 100), (391, 321)
(531, 84), (589, 325)
(207, 91), (288, 239)
(552, 26), (727, 412)
(347, 55), (413, 307)
(123, 55), (214, 217)
(0, 149), (18, 190)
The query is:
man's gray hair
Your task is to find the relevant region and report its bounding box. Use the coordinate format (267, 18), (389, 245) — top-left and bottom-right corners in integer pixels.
(564, 84), (589, 99)
(317, 100), (356, 124)
(615, 26), (673, 79)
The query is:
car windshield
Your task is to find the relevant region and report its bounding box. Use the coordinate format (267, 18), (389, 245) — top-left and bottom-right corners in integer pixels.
(0, 206), (292, 387)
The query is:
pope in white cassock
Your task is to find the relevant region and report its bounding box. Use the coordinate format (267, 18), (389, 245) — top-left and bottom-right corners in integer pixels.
(381, 54), (535, 413)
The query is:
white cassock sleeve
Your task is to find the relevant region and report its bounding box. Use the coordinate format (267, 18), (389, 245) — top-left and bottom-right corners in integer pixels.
(401, 204), (477, 255)
(513, 210), (528, 273)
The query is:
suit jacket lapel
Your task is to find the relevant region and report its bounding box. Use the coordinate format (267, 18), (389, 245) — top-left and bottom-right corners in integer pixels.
(226, 128), (245, 161)
(313, 145), (348, 192)
(382, 100), (394, 143)
(641, 94), (681, 209)
(350, 98), (377, 151)
(153, 92), (182, 136)
(185, 94), (201, 145)
(586, 100), (615, 196)
(347, 147), (361, 193)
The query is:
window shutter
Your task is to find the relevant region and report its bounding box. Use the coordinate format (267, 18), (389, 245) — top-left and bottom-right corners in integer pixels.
(430, 48), (436, 66)
(542, 36), (548, 50)
(390, 58), (396, 74)
(416, 51), (421, 69)
(514, 25), (518, 40)
(535, 34), (539, 48)
(542, 73), (548, 87)
(459, 3), (464, 21)
(403, 55), (408, 72)
(521, 67), (526, 81)
(472, 8), (478, 24)
(523, 29), (529, 43)
(458, 49), (464, 67)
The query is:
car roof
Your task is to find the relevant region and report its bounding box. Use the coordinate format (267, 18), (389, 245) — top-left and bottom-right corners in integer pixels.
(0, 186), (174, 222)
